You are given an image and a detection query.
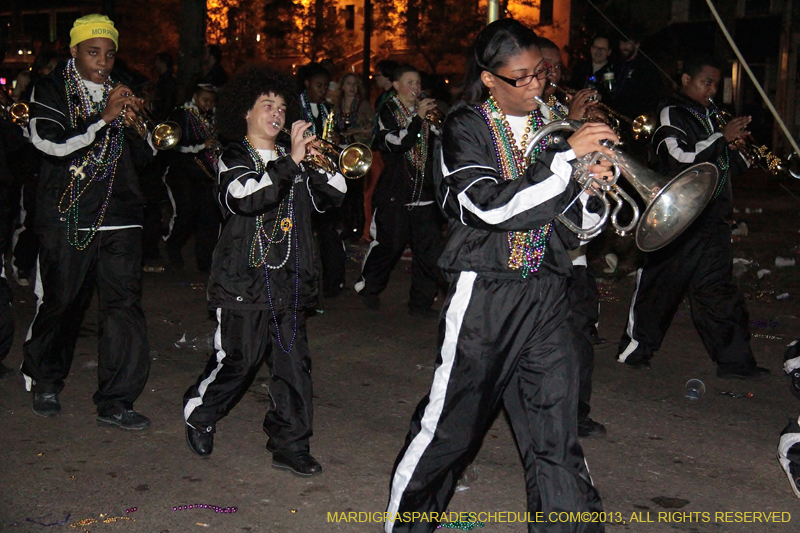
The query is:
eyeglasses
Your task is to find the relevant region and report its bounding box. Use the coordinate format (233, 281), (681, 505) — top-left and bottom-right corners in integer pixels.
(490, 61), (551, 88)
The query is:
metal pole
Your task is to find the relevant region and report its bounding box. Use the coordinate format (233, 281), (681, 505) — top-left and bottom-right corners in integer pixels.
(362, 0), (373, 93)
(487, 0), (500, 24)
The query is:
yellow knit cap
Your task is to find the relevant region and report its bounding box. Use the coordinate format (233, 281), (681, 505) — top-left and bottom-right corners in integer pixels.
(70, 14), (119, 49)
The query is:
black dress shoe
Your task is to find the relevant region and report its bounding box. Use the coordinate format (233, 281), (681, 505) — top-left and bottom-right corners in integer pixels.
(272, 451), (322, 477)
(186, 425), (214, 457)
(96, 409), (151, 430)
(717, 365), (770, 380)
(578, 417), (607, 438)
(32, 392), (61, 417)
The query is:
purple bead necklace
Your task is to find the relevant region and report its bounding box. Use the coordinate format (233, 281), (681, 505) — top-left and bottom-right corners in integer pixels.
(242, 137), (299, 353)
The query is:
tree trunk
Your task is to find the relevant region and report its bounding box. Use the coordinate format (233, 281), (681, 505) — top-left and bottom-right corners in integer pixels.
(177, 0), (206, 103)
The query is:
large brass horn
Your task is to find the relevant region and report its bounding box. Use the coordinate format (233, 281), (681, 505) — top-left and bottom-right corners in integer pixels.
(273, 122), (372, 179)
(525, 116), (719, 252)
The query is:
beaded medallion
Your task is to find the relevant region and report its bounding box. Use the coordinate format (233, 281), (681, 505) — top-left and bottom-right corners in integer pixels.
(57, 58), (125, 250)
(242, 138), (299, 353)
(684, 105), (729, 199)
(390, 95), (430, 207)
(477, 95), (552, 278)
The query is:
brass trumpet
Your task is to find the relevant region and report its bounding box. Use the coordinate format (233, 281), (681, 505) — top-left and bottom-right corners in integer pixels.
(413, 92), (445, 128)
(1, 101), (30, 126)
(0, 90), (30, 126)
(273, 122), (372, 179)
(115, 85), (181, 150)
(550, 82), (656, 141)
(708, 99), (798, 177)
(126, 105), (181, 151)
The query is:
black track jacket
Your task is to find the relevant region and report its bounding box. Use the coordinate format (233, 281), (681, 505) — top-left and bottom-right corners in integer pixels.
(207, 141), (346, 311)
(650, 92), (749, 224)
(435, 101), (595, 280)
(29, 68), (154, 229)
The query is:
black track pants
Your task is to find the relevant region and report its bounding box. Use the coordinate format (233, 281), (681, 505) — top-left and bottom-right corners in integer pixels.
(356, 203), (441, 310)
(21, 228), (150, 415)
(0, 268), (13, 362)
(183, 308), (313, 453)
(164, 171), (220, 271)
(617, 220), (756, 372)
(385, 271), (603, 533)
(568, 266), (599, 418)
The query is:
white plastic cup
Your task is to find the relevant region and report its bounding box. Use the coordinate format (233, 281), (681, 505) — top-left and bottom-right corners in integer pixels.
(685, 379), (706, 400)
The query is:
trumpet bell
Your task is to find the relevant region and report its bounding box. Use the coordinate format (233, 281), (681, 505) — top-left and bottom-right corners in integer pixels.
(9, 102), (29, 126)
(631, 113), (656, 141)
(634, 162), (718, 252)
(338, 142), (372, 179)
(151, 121), (182, 150)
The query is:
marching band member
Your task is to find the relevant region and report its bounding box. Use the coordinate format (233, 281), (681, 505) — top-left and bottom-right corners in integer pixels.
(182, 67), (346, 477)
(384, 21), (616, 532)
(539, 37), (607, 438)
(354, 64), (442, 317)
(22, 14), (153, 429)
(616, 55), (768, 379)
(163, 83), (220, 272)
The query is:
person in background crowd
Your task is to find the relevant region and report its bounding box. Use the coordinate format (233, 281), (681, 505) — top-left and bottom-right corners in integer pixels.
(335, 72), (374, 242)
(298, 63), (346, 298)
(182, 66), (345, 477)
(162, 83), (220, 272)
(153, 52), (178, 123)
(21, 14), (153, 429)
(361, 59), (399, 243)
(569, 36), (615, 104)
(203, 44), (228, 88)
(610, 33), (664, 121)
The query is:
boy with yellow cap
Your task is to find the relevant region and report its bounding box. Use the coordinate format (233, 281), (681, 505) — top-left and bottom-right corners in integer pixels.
(21, 14), (156, 430)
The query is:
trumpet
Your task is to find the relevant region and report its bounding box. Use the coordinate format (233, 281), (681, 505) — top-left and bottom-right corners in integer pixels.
(412, 92), (445, 128)
(114, 85), (181, 150)
(549, 82), (656, 141)
(709, 99), (800, 177)
(1, 101), (30, 126)
(273, 122), (372, 179)
(530, 97), (719, 252)
(0, 90), (30, 126)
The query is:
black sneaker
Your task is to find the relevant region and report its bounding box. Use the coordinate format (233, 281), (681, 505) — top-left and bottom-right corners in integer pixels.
(32, 392), (61, 417)
(272, 451), (322, 477)
(717, 366), (770, 380)
(97, 410), (151, 430)
(578, 417), (607, 438)
(186, 424), (214, 457)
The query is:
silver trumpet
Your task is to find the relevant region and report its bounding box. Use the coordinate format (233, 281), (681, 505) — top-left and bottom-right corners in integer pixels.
(531, 96), (719, 252)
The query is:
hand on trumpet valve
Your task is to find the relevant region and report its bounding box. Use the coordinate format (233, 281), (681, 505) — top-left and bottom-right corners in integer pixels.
(289, 120), (322, 165)
(722, 115), (751, 144)
(102, 84), (137, 124)
(567, 122), (619, 159)
(415, 97), (438, 120)
(566, 88), (599, 121)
